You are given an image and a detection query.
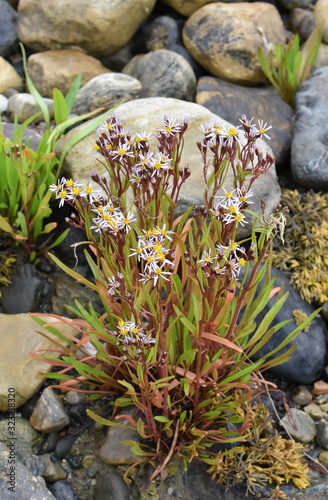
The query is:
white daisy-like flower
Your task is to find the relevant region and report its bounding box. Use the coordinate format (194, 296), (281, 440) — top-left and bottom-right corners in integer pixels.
(257, 120), (272, 140)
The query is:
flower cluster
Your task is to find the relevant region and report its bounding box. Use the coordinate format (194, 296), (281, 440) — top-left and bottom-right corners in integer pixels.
(49, 177), (102, 207)
(91, 204), (136, 234)
(129, 226), (174, 285)
(210, 187), (254, 227)
(115, 320), (155, 346)
(198, 240), (247, 279)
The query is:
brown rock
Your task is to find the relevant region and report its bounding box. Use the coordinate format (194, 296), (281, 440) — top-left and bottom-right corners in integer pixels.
(182, 2), (286, 85)
(196, 76), (293, 168)
(312, 380), (328, 396)
(0, 314), (78, 410)
(18, 0), (157, 58)
(27, 50), (110, 97)
(0, 57), (23, 94)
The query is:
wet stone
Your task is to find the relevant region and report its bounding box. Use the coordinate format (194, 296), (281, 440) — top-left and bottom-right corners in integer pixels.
(48, 480), (75, 500)
(38, 453), (67, 482)
(93, 472), (131, 500)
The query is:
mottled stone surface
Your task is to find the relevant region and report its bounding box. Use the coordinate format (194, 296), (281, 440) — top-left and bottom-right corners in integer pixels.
(55, 97), (281, 239)
(291, 67), (328, 190)
(182, 2), (286, 85)
(0, 314), (78, 410)
(122, 49), (196, 101)
(0, 57), (23, 94)
(72, 73), (142, 115)
(18, 0), (157, 57)
(27, 49), (110, 97)
(196, 76), (293, 168)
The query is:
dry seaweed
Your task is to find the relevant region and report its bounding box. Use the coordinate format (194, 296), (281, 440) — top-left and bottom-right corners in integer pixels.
(272, 189), (328, 304)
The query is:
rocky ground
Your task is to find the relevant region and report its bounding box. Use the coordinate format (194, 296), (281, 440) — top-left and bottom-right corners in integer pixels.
(1, 0), (328, 499)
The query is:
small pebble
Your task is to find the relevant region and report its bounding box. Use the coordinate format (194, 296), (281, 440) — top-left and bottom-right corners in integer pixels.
(303, 403), (324, 421)
(292, 385), (313, 406)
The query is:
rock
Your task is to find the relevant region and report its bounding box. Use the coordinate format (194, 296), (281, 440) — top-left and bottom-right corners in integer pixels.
(65, 391), (85, 405)
(48, 480), (74, 500)
(0, 418), (43, 459)
(196, 76), (293, 168)
(312, 381), (328, 396)
(289, 8), (315, 42)
(93, 472), (131, 500)
(292, 385), (313, 406)
(161, 0), (220, 17)
(142, 15), (204, 78)
(122, 49), (196, 100)
(279, 0), (315, 10)
(280, 408), (316, 443)
(0, 313), (78, 410)
(37, 454), (67, 482)
(26, 49), (110, 98)
(182, 2), (286, 85)
(99, 407), (141, 465)
(303, 403), (324, 421)
(291, 67), (328, 190)
(18, 0), (157, 58)
(7, 92), (54, 124)
(313, 43), (328, 71)
(1, 263), (45, 314)
(55, 97), (281, 238)
(250, 267), (327, 384)
(314, 0), (328, 44)
(0, 443), (56, 500)
(0, 0), (18, 57)
(51, 275), (103, 319)
(144, 15), (180, 51)
(318, 449), (328, 465)
(316, 420), (328, 449)
(1, 121), (43, 151)
(322, 302), (328, 322)
(72, 73), (142, 115)
(0, 94), (8, 114)
(0, 57), (23, 94)
(30, 388), (70, 433)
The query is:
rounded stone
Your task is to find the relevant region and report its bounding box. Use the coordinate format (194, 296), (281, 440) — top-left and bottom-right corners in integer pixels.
(26, 49), (110, 97)
(122, 49), (196, 101)
(72, 73), (142, 115)
(18, 0), (157, 57)
(291, 66), (328, 190)
(316, 420), (328, 449)
(281, 408), (316, 443)
(182, 2), (286, 85)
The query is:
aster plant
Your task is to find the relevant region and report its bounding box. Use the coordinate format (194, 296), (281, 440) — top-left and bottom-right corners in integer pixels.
(33, 113), (316, 488)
